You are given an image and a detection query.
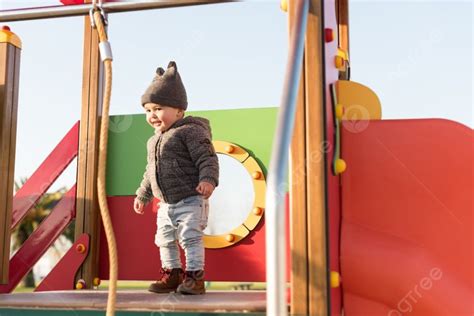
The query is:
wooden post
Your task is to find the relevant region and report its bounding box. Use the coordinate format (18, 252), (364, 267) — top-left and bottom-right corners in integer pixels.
(305, 2), (329, 314)
(288, 1), (309, 314)
(289, 0), (329, 314)
(0, 27), (21, 284)
(74, 13), (103, 288)
(337, 0), (349, 56)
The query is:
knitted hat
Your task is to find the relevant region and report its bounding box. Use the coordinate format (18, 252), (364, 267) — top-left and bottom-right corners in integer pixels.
(141, 61), (188, 110)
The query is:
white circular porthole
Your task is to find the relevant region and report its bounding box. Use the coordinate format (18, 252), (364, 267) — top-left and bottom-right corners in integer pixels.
(203, 141), (266, 249)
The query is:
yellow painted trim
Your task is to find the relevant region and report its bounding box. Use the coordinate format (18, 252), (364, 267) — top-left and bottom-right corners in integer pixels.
(0, 30), (22, 49)
(213, 140), (249, 162)
(203, 141), (266, 249)
(335, 104), (344, 120)
(336, 80), (382, 120)
(203, 224), (249, 249)
(242, 156), (266, 231)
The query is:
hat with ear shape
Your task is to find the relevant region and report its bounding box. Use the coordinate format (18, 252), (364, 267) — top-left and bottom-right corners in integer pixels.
(141, 61), (188, 110)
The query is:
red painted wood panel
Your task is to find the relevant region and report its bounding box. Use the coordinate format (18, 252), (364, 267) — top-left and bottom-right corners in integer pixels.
(35, 234), (89, 292)
(11, 122), (79, 229)
(99, 195), (290, 282)
(341, 119), (473, 315)
(0, 186), (76, 293)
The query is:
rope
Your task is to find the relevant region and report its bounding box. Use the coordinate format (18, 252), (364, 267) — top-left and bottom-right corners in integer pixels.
(92, 9), (118, 316)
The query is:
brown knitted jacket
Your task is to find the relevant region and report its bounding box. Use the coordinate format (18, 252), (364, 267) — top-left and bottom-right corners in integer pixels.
(135, 116), (219, 204)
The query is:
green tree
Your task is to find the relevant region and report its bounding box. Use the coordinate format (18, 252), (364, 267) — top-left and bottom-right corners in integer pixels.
(11, 177), (71, 288)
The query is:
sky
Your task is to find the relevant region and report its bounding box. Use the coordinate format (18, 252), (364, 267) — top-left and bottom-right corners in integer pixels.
(1, 0), (473, 196)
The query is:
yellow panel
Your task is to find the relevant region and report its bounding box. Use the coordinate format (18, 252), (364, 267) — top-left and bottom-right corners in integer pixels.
(0, 29), (22, 49)
(203, 224), (249, 249)
(336, 80), (382, 120)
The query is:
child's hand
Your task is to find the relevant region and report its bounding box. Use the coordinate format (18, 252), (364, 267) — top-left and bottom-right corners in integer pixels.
(133, 198), (145, 215)
(196, 182), (215, 199)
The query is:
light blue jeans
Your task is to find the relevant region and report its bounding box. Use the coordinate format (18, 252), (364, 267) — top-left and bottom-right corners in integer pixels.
(155, 195), (209, 271)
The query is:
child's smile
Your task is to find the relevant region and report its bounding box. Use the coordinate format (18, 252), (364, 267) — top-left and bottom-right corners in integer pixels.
(150, 120), (162, 128)
(144, 103), (184, 132)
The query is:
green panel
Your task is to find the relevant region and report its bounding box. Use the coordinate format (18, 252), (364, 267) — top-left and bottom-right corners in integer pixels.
(106, 107), (278, 196)
(0, 309), (265, 316)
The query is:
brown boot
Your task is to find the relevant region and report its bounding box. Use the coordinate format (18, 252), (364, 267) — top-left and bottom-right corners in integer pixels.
(177, 270), (206, 295)
(148, 268), (184, 293)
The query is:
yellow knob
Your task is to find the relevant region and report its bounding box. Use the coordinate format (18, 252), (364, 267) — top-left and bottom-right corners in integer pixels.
(330, 271), (341, 288)
(76, 244), (86, 254)
(76, 279), (86, 290)
(226, 234), (235, 242)
(93, 277), (101, 286)
(334, 159), (347, 175)
(280, 0), (288, 12)
(335, 104), (344, 120)
(225, 145), (235, 153)
(253, 207), (263, 216)
(252, 171), (262, 180)
(335, 56), (345, 70)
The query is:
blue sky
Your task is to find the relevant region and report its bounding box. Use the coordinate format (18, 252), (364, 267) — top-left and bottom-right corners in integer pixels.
(1, 0), (472, 192)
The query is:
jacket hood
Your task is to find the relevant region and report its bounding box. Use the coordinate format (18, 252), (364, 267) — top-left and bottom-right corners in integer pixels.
(172, 115), (211, 132)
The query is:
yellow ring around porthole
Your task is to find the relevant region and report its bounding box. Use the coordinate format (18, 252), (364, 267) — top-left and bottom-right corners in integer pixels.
(203, 141), (266, 249)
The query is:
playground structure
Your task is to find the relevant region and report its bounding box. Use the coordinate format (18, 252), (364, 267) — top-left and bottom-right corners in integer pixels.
(0, 0), (473, 315)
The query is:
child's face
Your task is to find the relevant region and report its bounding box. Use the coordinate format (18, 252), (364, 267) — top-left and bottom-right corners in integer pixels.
(144, 103), (184, 132)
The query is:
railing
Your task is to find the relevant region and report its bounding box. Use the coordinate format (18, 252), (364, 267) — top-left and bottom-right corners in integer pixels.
(11, 122), (79, 228)
(0, 0), (236, 23)
(0, 122), (79, 293)
(265, 0), (309, 315)
(0, 186), (76, 293)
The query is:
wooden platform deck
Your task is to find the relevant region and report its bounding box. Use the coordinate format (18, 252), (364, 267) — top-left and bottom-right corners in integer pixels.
(0, 290), (267, 315)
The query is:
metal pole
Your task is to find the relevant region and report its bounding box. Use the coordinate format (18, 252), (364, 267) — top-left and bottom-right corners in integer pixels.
(0, 0), (236, 23)
(265, 0), (308, 315)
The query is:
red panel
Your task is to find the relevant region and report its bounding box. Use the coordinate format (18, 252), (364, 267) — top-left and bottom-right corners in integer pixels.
(0, 186), (77, 293)
(99, 196), (290, 282)
(60, 0), (118, 5)
(341, 119), (473, 315)
(60, 0), (84, 4)
(11, 122), (79, 229)
(324, 0), (343, 314)
(35, 234), (89, 292)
